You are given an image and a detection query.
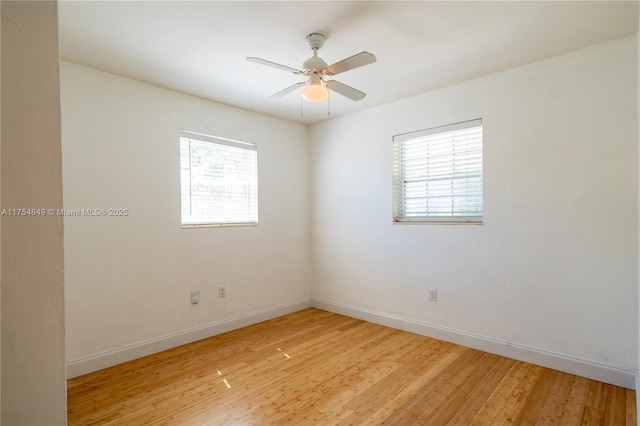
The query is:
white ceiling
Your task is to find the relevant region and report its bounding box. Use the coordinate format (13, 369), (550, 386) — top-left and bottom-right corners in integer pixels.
(58, 1), (639, 125)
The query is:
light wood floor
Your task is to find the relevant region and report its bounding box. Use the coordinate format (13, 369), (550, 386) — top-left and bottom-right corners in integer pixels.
(67, 308), (636, 425)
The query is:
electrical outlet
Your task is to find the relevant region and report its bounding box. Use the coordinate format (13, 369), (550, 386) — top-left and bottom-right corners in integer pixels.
(190, 290), (200, 304)
(218, 286), (226, 298)
(429, 290), (438, 302)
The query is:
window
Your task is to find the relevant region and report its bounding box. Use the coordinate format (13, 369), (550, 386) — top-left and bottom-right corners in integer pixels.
(180, 131), (258, 226)
(393, 119), (483, 223)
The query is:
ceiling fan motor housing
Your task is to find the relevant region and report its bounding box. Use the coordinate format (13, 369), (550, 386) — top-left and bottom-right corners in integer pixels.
(303, 56), (328, 73)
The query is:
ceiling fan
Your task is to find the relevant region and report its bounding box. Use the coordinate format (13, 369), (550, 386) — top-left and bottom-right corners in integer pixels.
(247, 33), (376, 103)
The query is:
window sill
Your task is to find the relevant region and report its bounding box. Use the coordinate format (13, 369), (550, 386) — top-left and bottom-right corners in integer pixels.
(393, 220), (483, 226)
(181, 222), (258, 229)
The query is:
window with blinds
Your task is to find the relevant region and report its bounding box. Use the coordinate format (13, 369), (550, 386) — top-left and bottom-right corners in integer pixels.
(180, 131), (258, 226)
(393, 119), (483, 223)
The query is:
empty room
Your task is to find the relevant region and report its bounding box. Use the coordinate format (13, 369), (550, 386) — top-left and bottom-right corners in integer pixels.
(2, 1), (640, 424)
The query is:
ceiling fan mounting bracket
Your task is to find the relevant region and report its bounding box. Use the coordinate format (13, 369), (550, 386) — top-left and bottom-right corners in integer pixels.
(306, 33), (327, 51)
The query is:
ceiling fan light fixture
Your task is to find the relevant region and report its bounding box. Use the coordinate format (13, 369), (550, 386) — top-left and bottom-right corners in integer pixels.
(301, 81), (328, 103)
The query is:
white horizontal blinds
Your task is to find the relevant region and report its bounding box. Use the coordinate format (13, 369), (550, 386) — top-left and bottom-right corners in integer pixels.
(180, 132), (258, 225)
(393, 119), (483, 222)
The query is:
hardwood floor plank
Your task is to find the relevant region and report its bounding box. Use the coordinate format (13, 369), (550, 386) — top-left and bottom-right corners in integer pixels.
(444, 355), (517, 425)
(558, 375), (589, 425)
(465, 360), (544, 424)
(583, 380), (611, 424)
(342, 344), (468, 424)
(627, 389), (638, 426)
(532, 370), (576, 424)
(427, 352), (510, 425)
(513, 368), (561, 424)
(606, 385), (628, 425)
(67, 308), (636, 425)
(380, 348), (485, 423)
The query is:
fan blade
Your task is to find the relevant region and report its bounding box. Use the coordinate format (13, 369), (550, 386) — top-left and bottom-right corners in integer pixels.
(270, 82), (305, 98)
(326, 80), (366, 101)
(246, 57), (303, 75)
(325, 52), (376, 76)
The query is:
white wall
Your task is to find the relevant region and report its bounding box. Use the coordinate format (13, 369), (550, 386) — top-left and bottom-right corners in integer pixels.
(1, 1), (66, 423)
(61, 62), (310, 369)
(310, 36), (638, 382)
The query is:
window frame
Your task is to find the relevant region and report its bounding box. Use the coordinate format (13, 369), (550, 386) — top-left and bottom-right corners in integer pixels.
(392, 119), (483, 225)
(180, 130), (258, 228)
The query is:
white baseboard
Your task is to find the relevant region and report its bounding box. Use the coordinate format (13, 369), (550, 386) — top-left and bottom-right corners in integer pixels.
(311, 298), (637, 390)
(67, 297), (637, 390)
(66, 299), (312, 379)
